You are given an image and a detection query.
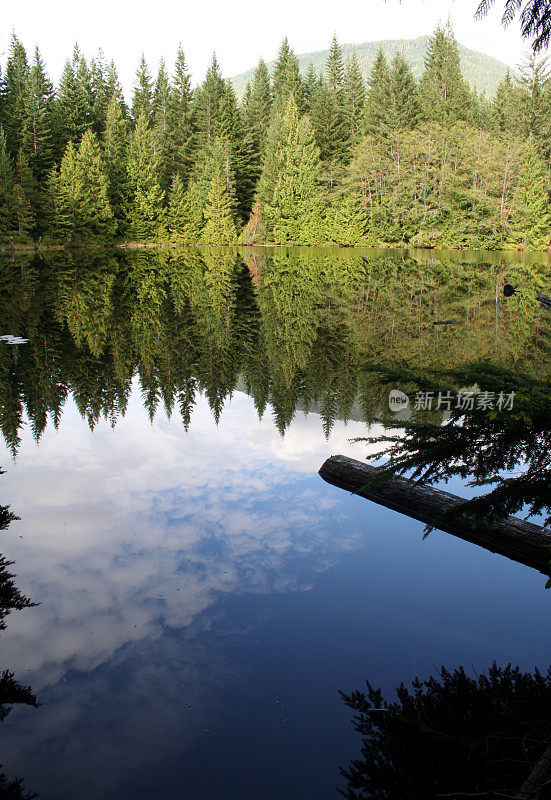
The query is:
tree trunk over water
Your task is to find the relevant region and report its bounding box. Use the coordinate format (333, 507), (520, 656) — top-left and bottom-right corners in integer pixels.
(319, 455), (551, 575)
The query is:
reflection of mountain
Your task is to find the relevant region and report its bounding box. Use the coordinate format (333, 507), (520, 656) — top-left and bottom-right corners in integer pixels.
(0, 247), (548, 455)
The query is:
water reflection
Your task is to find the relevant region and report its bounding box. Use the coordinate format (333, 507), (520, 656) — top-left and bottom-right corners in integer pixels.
(0, 471), (38, 799)
(0, 247), (549, 799)
(0, 246), (549, 455)
(340, 661), (551, 800)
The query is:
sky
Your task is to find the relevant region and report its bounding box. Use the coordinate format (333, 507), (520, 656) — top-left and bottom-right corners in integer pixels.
(1, 0), (529, 99)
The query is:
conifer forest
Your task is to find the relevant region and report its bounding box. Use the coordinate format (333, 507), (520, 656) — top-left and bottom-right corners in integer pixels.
(2, 23), (551, 250)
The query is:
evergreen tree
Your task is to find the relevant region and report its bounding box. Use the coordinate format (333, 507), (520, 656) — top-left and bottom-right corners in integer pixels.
(493, 71), (522, 136)
(105, 60), (126, 109)
(343, 53), (366, 144)
(12, 149), (36, 235)
(55, 45), (93, 153)
(246, 59), (272, 150)
(363, 49), (393, 136)
(264, 96), (322, 243)
(152, 58), (171, 189)
(201, 167), (238, 244)
(90, 49), (109, 135)
(102, 97), (129, 227)
(303, 63), (321, 112)
(418, 23), (469, 125)
(389, 52), (419, 131)
(272, 38), (292, 103)
(0, 127), (15, 235)
(51, 131), (114, 241)
(132, 54), (153, 124)
(168, 45), (195, 182)
(325, 193), (366, 244)
(326, 34), (345, 96)
(220, 80), (259, 222)
(24, 47), (54, 181)
(1, 33), (30, 158)
(509, 136), (551, 249)
(127, 113), (165, 238)
(193, 53), (225, 143)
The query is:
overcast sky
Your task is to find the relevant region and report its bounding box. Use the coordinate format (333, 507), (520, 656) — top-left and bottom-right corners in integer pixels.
(1, 0), (530, 98)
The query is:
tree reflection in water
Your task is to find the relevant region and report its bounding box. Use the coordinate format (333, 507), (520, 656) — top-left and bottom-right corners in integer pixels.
(0, 469), (39, 800)
(339, 661), (551, 800)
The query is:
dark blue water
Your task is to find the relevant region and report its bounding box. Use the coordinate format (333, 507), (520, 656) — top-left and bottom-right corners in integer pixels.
(0, 386), (549, 800)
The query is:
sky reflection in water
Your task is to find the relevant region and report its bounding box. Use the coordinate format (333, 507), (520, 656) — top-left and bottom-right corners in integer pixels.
(0, 247), (549, 799)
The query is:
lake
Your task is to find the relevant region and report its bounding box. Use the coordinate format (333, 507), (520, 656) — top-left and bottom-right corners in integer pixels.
(0, 246), (549, 799)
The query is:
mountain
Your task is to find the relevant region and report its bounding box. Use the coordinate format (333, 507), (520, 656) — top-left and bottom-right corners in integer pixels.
(229, 36), (515, 100)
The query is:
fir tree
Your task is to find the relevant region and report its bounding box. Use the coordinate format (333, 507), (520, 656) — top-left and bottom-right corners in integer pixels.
(201, 168), (238, 244)
(1, 33), (30, 158)
(127, 113), (165, 238)
(152, 58), (171, 189)
(102, 97), (129, 227)
(0, 127), (15, 235)
(168, 45), (195, 182)
(493, 71), (521, 136)
(363, 48), (392, 137)
(12, 149), (36, 235)
(55, 45), (93, 153)
(325, 193), (366, 245)
(23, 47), (54, 181)
(272, 38), (292, 103)
(343, 53), (366, 144)
(509, 136), (551, 249)
(194, 53), (225, 143)
(264, 96), (322, 243)
(389, 52), (419, 131)
(303, 63), (321, 112)
(326, 34), (345, 96)
(247, 59), (272, 150)
(418, 23), (469, 125)
(132, 54), (153, 124)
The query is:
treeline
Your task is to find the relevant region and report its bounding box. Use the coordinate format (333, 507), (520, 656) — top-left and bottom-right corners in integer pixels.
(0, 248), (548, 452)
(1, 25), (551, 249)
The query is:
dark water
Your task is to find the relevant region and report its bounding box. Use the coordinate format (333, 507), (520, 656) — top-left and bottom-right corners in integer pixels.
(0, 246), (549, 799)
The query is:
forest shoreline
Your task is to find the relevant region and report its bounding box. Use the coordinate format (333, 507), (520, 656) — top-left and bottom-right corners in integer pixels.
(1, 239), (550, 255)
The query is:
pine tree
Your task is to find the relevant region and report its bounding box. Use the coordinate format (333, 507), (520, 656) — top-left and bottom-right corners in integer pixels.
(264, 96), (322, 243)
(272, 38), (292, 103)
(193, 53), (225, 143)
(127, 113), (165, 238)
(24, 47), (54, 181)
(509, 136), (551, 249)
(220, 80), (259, 222)
(363, 49), (392, 137)
(168, 173), (194, 239)
(247, 59), (272, 150)
(325, 193), (367, 244)
(0, 127), (15, 236)
(55, 45), (93, 152)
(168, 45), (195, 182)
(418, 23), (469, 125)
(1, 33), (30, 158)
(90, 49), (109, 135)
(201, 168), (237, 244)
(12, 149), (36, 235)
(152, 58), (171, 189)
(52, 131), (114, 241)
(343, 53), (366, 144)
(389, 52), (419, 131)
(132, 54), (153, 124)
(303, 63), (321, 112)
(326, 34), (345, 96)
(102, 97), (129, 227)
(493, 71), (521, 136)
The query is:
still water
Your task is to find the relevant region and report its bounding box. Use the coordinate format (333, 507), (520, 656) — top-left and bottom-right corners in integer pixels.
(0, 246), (549, 799)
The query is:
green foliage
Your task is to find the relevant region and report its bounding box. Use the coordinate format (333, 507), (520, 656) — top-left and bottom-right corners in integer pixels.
(102, 97), (129, 229)
(49, 130), (115, 242)
(131, 54), (153, 124)
(262, 96), (322, 243)
(418, 23), (470, 125)
(509, 136), (551, 249)
(126, 114), (165, 238)
(200, 168), (237, 244)
(167, 173), (203, 242)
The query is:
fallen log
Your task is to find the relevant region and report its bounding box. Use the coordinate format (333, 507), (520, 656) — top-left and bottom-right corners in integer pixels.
(319, 455), (551, 575)
(536, 293), (551, 311)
